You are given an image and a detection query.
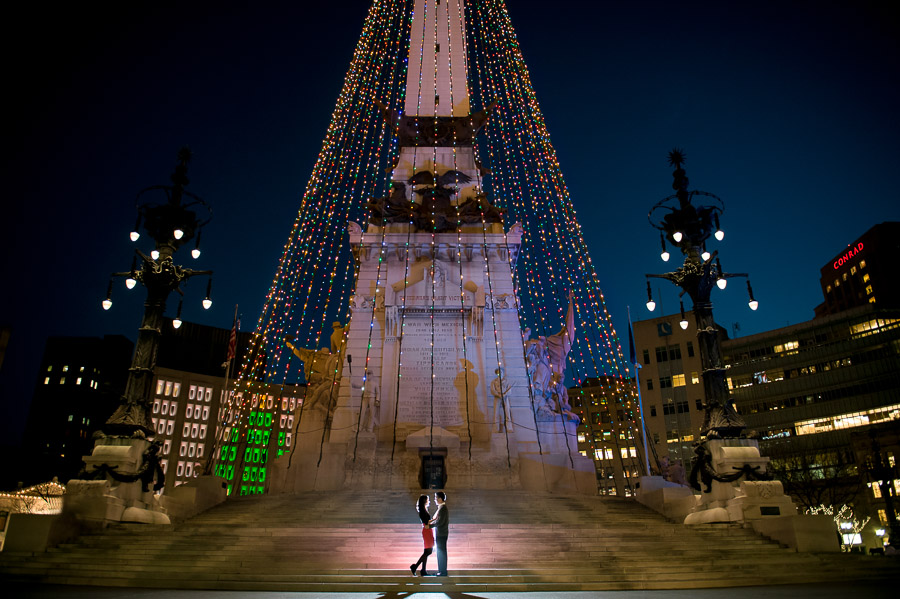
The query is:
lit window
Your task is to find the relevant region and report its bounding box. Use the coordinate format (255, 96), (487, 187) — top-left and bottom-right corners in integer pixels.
(60, 377), (65, 384)
(866, 285), (873, 295)
(156, 380), (164, 395)
(871, 484), (882, 498)
(842, 273), (848, 281)
(850, 266), (857, 275)
(44, 377), (50, 385)
(47, 365), (52, 372)
(691, 372), (700, 384)
(62, 365), (69, 372)
(863, 273), (870, 283)
(860, 260), (866, 269)
(76, 377), (82, 385)
(172, 382), (181, 398)
(869, 297), (877, 304)
(826, 285), (832, 293)
(67, 414), (74, 422)
(672, 374), (686, 387)
(834, 279), (840, 287)
(79, 366), (84, 372)
(165, 381), (173, 396)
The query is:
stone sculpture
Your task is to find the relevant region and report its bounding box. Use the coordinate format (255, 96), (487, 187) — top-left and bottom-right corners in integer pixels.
(285, 335), (343, 415)
(491, 367), (514, 432)
(524, 292), (580, 423)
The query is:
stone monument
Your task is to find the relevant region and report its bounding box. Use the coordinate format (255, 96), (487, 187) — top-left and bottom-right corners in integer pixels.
(267, 0), (594, 494)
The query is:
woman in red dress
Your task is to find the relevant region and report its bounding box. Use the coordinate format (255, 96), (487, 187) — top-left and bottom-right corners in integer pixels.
(410, 494), (434, 576)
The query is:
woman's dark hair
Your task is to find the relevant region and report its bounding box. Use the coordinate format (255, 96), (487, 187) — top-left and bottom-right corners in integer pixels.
(417, 494), (430, 524)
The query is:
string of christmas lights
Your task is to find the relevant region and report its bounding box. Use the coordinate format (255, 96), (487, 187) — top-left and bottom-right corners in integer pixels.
(215, 0), (642, 494)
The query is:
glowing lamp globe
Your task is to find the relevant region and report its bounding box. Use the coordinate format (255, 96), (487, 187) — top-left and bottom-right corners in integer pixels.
(679, 319), (689, 330)
(715, 229), (725, 241)
(202, 298), (212, 310)
(129, 231), (140, 242)
(174, 229), (184, 240)
(701, 251), (711, 261)
(173, 317), (183, 329)
(125, 277), (137, 289)
(672, 231), (683, 243)
(191, 248), (201, 259)
(717, 278), (727, 290)
(646, 300), (656, 312)
(101, 299), (112, 311)
(150, 250), (160, 260)
(661, 250), (670, 262)
(749, 299), (759, 311)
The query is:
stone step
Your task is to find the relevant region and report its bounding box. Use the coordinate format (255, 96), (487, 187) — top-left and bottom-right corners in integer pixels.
(3, 489), (898, 591)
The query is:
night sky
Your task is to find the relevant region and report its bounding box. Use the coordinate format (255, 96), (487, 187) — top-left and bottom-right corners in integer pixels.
(2, 1), (898, 446)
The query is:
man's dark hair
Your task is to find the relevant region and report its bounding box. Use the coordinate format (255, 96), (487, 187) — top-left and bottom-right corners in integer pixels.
(436, 491), (446, 501)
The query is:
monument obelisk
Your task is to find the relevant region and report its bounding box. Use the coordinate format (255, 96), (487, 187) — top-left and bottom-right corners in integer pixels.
(268, 0), (595, 494)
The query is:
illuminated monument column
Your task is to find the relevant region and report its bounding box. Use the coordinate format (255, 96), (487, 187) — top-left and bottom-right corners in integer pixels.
(270, 0), (595, 494)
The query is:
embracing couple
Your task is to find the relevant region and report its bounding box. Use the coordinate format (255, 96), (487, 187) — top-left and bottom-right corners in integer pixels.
(410, 491), (449, 577)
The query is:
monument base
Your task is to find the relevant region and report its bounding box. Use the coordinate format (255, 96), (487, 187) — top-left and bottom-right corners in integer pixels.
(64, 435), (172, 526)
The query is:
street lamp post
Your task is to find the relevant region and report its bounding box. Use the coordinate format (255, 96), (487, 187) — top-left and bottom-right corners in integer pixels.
(68, 149), (215, 525)
(103, 147), (213, 437)
(646, 149), (756, 440)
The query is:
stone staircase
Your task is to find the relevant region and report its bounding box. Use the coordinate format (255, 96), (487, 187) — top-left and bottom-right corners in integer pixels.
(1, 489), (897, 591)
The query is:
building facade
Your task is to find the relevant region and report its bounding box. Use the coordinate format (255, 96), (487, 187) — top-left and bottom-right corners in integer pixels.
(631, 313), (724, 471)
(815, 221), (900, 317)
(150, 365), (304, 495)
(723, 305), (900, 519)
(23, 335), (133, 484)
(571, 376), (642, 496)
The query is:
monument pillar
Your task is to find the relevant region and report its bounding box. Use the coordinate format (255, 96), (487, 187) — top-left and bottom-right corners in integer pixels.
(268, 0), (594, 494)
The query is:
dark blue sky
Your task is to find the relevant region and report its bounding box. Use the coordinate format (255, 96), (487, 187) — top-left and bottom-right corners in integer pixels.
(2, 0), (898, 445)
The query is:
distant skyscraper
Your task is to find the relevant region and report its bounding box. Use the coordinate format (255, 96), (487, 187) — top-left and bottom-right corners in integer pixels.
(815, 221), (900, 317)
(23, 335), (133, 484)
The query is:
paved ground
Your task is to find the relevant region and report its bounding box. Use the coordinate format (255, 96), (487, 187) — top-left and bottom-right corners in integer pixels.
(5, 582), (896, 599)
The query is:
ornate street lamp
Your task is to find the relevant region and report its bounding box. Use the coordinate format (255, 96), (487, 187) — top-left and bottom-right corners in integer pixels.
(102, 147), (213, 437)
(645, 149), (757, 440)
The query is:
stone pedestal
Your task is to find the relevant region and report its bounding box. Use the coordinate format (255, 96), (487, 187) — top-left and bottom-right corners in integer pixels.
(64, 435), (171, 525)
(635, 476), (696, 522)
(685, 439), (797, 525)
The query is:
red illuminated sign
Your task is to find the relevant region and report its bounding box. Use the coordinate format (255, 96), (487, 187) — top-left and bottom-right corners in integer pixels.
(833, 242), (864, 270)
